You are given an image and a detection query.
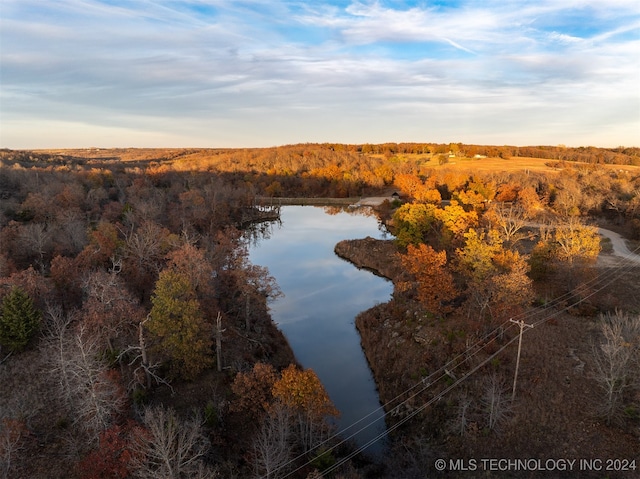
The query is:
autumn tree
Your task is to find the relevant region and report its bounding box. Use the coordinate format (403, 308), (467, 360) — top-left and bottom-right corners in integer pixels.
(552, 219), (601, 290)
(395, 173), (441, 204)
(468, 178), (497, 203)
(495, 182), (520, 202)
(455, 189), (487, 210)
(147, 269), (213, 380)
(164, 242), (216, 302)
(76, 221), (123, 271)
(455, 229), (533, 321)
(433, 200), (478, 249)
(272, 365), (338, 452)
(399, 244), (457, 317)
(0, 287), (41, 353)
(231, 362), (278, 420)
(50, 255), (84, 309)
(456, 229), (504, 284)
(77, 423), (139, 479)
(394, 174), (423, 200)
(553, 219), (601, 266)
(489, 249), (534, 319)
(517, 186), (545, 219)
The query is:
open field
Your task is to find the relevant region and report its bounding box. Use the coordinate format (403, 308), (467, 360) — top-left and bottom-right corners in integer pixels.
(445, 156), (640, 173)
(27, 148), (640, 175)
(368, 153), (640, 174)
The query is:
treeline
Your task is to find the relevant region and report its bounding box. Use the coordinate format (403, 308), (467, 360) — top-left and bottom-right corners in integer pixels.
(4, 143), (639, 205)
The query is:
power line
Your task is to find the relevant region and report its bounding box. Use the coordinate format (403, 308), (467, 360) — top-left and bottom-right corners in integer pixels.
(271, 243), (640, 477)
(318, 252), (640, 476)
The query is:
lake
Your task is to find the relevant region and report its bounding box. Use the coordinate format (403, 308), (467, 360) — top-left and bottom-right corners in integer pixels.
(248, 205), (393, 455)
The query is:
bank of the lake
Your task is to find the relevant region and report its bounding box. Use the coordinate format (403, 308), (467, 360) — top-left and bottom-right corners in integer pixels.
(334, 237), (405, 282)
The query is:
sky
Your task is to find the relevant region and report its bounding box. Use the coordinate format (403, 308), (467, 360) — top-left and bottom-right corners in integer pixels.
(1, 0), (639, 149)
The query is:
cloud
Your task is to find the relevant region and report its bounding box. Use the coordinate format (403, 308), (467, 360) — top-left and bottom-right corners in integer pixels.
(1, 0), (638, 148)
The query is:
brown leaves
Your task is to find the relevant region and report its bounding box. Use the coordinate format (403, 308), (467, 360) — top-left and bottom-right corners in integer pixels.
(231, 362), (278, 419)
(400, 243), (457, 317)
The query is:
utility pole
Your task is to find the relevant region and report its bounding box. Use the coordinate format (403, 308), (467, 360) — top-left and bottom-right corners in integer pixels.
(510, 318), (533, 401)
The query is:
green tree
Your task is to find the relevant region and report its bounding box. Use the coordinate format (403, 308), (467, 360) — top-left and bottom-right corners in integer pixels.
(147, 270), (213, 380)
(0, 287), (41, 353)
(392, 203), (436, 248)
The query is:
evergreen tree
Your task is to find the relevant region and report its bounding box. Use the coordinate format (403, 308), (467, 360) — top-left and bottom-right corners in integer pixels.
(0, 287), (41, 353)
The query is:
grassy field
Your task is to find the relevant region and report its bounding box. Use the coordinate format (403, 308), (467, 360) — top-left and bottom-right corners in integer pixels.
(33, 147), (640, 175)
(369, 152), (640, 174)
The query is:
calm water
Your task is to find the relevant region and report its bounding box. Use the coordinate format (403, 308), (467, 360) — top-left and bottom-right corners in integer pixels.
(248, 205), (392, 454)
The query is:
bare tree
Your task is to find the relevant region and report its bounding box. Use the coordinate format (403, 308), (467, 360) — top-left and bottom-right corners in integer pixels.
(252, 403), (293, 479)
(452, 393), (473, 437)
(68, 326), (125, 436)
(53, 209), (87, 256)
(131, 406), (215, 479)
(118, 315), (172, 394)
(80, 262), (143, 352)
(480, 373), (511, 432)
(592, 310), (640, 425)
(239, 263), (282, 331)
(0, 418), (27, 479)
(123, 220), (174, 276)
(47, 311), (125, 447)
(45, 304), (76, 410)
(487, 203), (528, 247)
(19, 222), (51, 273)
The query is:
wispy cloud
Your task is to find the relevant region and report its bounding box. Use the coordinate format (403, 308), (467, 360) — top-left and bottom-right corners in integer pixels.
(1, 0), (638, 148)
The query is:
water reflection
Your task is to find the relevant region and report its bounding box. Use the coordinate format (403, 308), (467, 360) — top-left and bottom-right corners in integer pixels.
(248, 206), (392, 455)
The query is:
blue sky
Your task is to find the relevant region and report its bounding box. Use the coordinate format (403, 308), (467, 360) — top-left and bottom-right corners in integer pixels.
(1, 0), (638, 148)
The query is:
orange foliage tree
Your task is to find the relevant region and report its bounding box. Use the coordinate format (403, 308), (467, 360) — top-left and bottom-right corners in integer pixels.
(231, 362), (278, 420)
(400, 244), (457, 317)
(272, 365), (338, 452)
(433, 200), (478, 249)
(77, 423), (140, 479)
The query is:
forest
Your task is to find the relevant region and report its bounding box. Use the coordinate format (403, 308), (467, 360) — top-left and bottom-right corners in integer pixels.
(0, 143), (639, 478)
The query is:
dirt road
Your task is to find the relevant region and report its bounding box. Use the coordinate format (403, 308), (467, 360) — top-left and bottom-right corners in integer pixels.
(599, 228), (640, 265)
